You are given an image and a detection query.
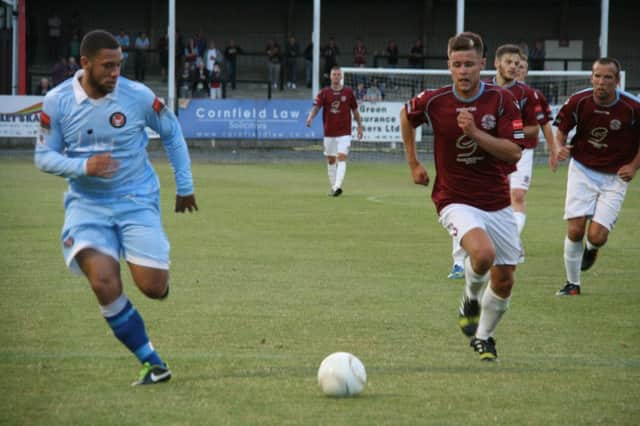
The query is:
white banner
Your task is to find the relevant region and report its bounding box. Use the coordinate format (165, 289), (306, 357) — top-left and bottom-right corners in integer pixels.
(0, 95), (160, 139)
(351, 101), (421, 142)
(0, 96), (43, 138)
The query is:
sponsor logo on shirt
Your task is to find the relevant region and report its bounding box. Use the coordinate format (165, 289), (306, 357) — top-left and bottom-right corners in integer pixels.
(456, 135), (485, 165)
(588, 127), (609, 149)
(109, 112), (127, 128)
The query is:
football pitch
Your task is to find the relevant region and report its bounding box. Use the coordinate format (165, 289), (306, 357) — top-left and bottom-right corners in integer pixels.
(1, 156), (638, 425)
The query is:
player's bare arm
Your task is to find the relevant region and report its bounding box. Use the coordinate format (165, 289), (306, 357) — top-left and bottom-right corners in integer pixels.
(617, 144), (640, 182)
(353, 109), (364, 140)
(456, 110), (521, 163)
(175, 194), (198, 213)
(86, 153), (120, 178)
(523, 124), (539, 139)
(400, 108), (429, 186)
(306, 106), (320, 127)
(554, 129), (573, 162)
(541, 122), (558, 172)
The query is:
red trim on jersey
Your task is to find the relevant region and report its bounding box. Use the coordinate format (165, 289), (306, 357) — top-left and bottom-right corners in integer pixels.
(40, 111), (51, 129)
(152, 97), (165, 113)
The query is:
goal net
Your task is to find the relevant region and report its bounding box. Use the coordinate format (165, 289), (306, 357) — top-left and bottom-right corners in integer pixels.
(341, 67), (626, 162)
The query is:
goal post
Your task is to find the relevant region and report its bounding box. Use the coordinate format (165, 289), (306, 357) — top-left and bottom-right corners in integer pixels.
(340, 67), (625, 161)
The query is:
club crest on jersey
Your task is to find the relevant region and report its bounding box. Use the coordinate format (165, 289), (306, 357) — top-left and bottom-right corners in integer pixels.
(341, 96), (346, 102)
(481, 114), (496, 130)
(610, 119), (621, 130)
(109, 112), (127, 128)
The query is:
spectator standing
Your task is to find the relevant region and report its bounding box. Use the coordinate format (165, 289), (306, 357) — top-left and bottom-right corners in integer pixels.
(184, 38), (198, 70)
(51, 57), (68, 86)
(194, 31), (207, 61)
(175, 31), (185, 78)
(385, 40), (400, 89)
(224, 40), (242, 90)
(409, 39), (425, 68)
(266, 40), (282, 90)
(353, 38), (367, 67)
(68, 33), (81, 62)
(209, 63), (224, 99)
(158, 34), (169, 82)
(47, 10), (63, 61)
(134, 32), (150, 82)
(34, 77), (51, 96)
(67, 56), (80, 78)
(529, 39), (545, 70)
(115, 30), (130, 74)
(192, 61), (209, 98)
(178, 62), (193, 98)
(322, 38), (340, 86)
(303, 41), (313, 88)
(285, 35), (300, 89)
(205, 40), (222, 74)
(355, 81), (366, 102)
(365, 79), (383, 102)
(386, 40), (399, 68)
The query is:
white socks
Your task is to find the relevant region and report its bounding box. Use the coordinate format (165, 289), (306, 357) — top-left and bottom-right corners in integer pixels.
(452, 238), (466, 266)
(514, 211), (526, 235)
(476, 285), (510, 340)
(334, 161), (347, 190)
(100, 293), (128, 318)
(327, 163), (337, 188)
(464, 256), (489, 300)
(564, 236), (583, 285)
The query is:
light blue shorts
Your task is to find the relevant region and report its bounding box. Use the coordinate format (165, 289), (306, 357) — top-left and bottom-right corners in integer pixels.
(61, 191), (170, 274)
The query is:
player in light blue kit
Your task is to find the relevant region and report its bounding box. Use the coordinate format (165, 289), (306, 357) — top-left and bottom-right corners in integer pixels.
(35, 30), (198, 386)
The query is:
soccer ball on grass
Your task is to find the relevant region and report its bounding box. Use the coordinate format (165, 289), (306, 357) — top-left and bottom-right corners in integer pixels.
(317, 352), (367, 397)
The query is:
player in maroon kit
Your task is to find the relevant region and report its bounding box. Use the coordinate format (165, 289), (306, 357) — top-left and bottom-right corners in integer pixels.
(400, 32), (525, 361)
(492, 45), (542, 244)
(306, 65), (363, 196)
(516, 54), (556, 172)
(552, 57), (640, 296)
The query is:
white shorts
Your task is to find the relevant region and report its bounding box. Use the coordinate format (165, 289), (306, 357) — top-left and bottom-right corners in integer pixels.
(564, 159), (628, 231)
(439, 203), (521, 266)
(323, 135), (351, 157)
(509, 148), (534, 190)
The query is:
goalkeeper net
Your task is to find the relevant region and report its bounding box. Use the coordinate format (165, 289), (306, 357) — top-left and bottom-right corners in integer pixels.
(341, 67), (626, 162)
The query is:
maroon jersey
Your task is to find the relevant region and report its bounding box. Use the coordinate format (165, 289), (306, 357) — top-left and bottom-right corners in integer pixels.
(405, 82), (525, 214)
(534, 88), (553, 125)
(490, 78), (540, 148)
(554, 89), (640, 174)
(313, 86), (358, 137)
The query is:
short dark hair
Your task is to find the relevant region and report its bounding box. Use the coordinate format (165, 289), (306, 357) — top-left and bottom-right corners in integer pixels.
(330, 65), (341, 72)
(447, 32), (484, 57)
(80, 30), (120, 59)
(593, 57), (621, 78)
(495, 44), (523, 59)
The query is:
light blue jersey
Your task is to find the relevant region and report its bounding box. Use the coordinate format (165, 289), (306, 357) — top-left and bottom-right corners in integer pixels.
(35, 70), (194, 273)
(35, 70), (193, 200)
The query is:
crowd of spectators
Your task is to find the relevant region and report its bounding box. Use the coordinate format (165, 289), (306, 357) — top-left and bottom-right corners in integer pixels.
(33, 13), (548, 100)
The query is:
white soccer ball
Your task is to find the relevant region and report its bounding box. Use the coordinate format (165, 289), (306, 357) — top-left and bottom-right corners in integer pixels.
(317, 352), (367, 397)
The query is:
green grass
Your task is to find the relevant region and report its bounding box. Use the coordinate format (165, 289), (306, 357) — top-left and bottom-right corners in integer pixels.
(1, 156), (639, 425)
